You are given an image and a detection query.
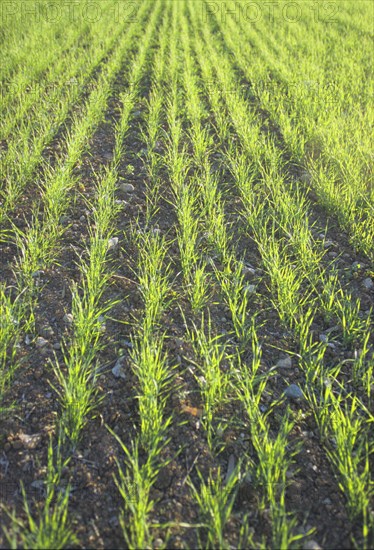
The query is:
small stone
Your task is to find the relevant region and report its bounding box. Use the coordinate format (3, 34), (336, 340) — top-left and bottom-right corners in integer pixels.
(363, 277), (373, 290)
(112, 357), (127, 379)
(276, 355), (292, 369)
(98, 315), (106, 333)
(53, 342), (61, 350)
(322, 497), (332, 505)
(79, 215), (86, 222)
(30, 480), (44, 490)
(32, 270), (44, 278)
(63, 313), (74, 325)
(119, 339), (133, 348)
(39, 325), (54, 338)
(17, 433), (42, 449)
(107, 237), (119, 250)
(35, 337), (48, 348)
(303, 540), (322, 550)
(300, 170), (311, 184)
(242, 265), (256, 277)
(244, 284), (256, 294)
(284, 384), (303, 400)
(119, 183), (135, 193)
(154, 538), (164, 549)
(25, 334), (32, 345)
(319, 334), (336, 349)
(324, 240), (334, 248)
(108, 515), (119, 527)
(59, 215), (70, 226)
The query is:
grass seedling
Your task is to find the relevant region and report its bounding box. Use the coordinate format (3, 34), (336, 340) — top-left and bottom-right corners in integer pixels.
(189, 466), (240, 550)
(2, 436), (76, 549)
(186, 314), (230, 448)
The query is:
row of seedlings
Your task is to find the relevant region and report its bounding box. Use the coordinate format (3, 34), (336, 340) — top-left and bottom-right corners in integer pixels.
(0, 1), (152, 228)
(216, 3), (374, 258)
(1, 2), (163, 546)
(192, 5), (373, 546)
(108, 3), (177, 548)
(186, 2), (307, 547)
(0, 0), (153, 409)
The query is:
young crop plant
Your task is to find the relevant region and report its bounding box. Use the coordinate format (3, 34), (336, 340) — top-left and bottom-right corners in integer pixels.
(142, 87), (164, 224)
(189, 465), (240, 550)
(2, 436), (76, 550)
(51, 168), (121, 446)
(0, 285), (26, 416)
(108, 431), (170, 550)
(130, 231), (174, 449)
(186, 314), (230, 449)
(0, 3), (152, 233)
(197, 163), (231, 262)
(140, 6), (171, 224)
(350, 328), (374, 406)
(172, 179), (211, 313)
(216, 1), (374, 260)
(212, 255), (253, 350)
(234, 323), (305, 548)
(50, 0), (165, 447)
(114, 207), (173, 547)
(131, 331), (173, 451)
(133, 228), (172, 335)
(163, 13), (213, 315)
(305, 366), (374, 548)
(102, 8), (178, 544)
